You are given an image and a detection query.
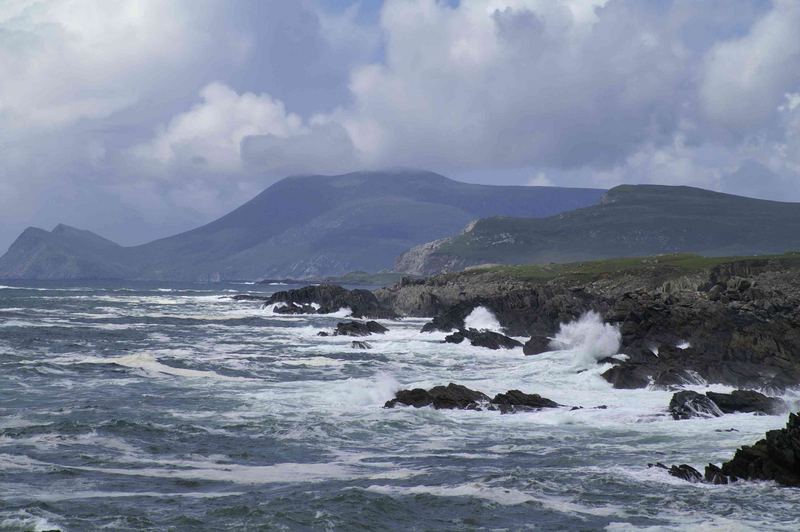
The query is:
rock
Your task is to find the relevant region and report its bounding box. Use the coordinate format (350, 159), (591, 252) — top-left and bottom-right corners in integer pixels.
(384, 383), (490, 410)
(490, 390), (560, 413)
(704, 464), (728, 484)
(649, 462), (703, 483)
(351, 341), (372, 349)
(333, 320), (389, 337)
(669, 391), (723, 420)
(274, 302), (318, 314)
(444, 328), (522, 350)
(231, 294), (269, 301)
(601, 364), (652, 389)
(317, 331), (330, 337)
(266, 284), (396, 319)
(719, 412), (800, 486)
(705, 390), (786, 416)
(384, 384), (559, 413)
(523, 335), (551, 355)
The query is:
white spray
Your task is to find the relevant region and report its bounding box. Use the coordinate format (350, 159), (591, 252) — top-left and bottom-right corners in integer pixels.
(463, 306), (502, 332)
(550, 311), (621, 368)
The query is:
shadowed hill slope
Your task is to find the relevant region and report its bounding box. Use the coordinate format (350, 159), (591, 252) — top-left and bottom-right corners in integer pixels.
(0, 170), (604, 280)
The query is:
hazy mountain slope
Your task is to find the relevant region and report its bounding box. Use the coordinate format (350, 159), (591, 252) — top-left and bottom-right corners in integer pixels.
(0, 170), (605, 280)
(396, 184), (800, 275)
(0, 224), (135, 279)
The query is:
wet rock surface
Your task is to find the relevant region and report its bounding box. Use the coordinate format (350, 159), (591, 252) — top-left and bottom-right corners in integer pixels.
(669, 391), (723, 420)
(378, 257), (800, 390)
(332, 320), (388, 337)
(444, 329), (522, 350)
(267, 284), (397, 319)
(384, 383), (560, 413)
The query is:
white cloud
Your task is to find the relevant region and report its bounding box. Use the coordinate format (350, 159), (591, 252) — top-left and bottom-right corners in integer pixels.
(134, 82), (306, 173)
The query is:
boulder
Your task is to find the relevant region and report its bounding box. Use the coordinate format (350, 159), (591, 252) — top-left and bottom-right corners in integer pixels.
(333, 320), (389, 337)
(490, 390), (560, 413)
(601, 364), (652, 389)
(669, 390), (723, 420)
(523, 335), (552, 356)
(444, 328), (522, 350)
(705, 390), (786, 416)
(274, 302), (319, 314)
(384, 383), (490, 410)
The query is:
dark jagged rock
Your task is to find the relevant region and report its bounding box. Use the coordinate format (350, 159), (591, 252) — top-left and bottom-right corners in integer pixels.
(704, 464), (729, 484)
(490, 390), (560, 413)
(669, 391), (722, 420)
(421, 301), (477, 333)
(384, 383), (490, 410)
(649, 462), (703, 483)
(384, 384), (559, 413)
(718, 412), (800, 486)
(601, 364), (652, 389)
(267, 284), (396, 319)
(444, 328), (523, 350)
(274, 302), (319, 314)
(705, 390), (786, 416)
(351, 341), (372, 349)
(333, 320), (389, 337)
(523, 335), (552, 356)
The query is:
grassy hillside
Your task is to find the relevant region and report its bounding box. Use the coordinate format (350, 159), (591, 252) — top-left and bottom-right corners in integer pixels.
(399, 185), (800, 274)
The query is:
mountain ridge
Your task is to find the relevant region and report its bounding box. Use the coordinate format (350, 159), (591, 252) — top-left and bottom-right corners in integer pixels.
(0, 170), (605, 280)
(396, 184), (800, 275)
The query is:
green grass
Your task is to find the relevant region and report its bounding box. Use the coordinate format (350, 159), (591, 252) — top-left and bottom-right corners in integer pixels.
(463, 252), (800, 282)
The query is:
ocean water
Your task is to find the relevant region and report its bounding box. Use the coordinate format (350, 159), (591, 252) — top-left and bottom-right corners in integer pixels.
(1, 281), (799, 531)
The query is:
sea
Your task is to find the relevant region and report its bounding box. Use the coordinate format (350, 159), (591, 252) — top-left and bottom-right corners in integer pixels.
(1, 281), (799, 531)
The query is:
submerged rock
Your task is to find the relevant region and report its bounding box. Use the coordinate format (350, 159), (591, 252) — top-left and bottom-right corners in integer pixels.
(705, 390), (786, 416)
(669, 391), (723, 420)
(444, 328), (522, 350)
(649, 462), (703, 483)
(384, 384), (559, 413)
(230, 294), (269, 302)
(351, 341), (372, 349)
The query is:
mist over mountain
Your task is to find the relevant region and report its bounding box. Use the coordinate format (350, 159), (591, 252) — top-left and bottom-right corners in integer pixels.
(396, 185), (800, 275)
(0, 170), (604, 281)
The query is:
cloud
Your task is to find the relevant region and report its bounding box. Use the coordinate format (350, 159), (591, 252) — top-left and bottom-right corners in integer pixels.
(2, 0), (800, 254)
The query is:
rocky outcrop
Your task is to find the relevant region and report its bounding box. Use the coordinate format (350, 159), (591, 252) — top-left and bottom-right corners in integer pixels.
(718, 413), (800, 485)
(444, 329), (522, 350)
(384, 383), (560, 413)
(267, 284), (396, 319)
(378, 255), (800, 390)
(665, 412), (800, 487)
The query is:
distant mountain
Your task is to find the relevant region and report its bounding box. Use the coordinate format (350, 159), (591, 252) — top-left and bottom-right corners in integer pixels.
(0, 170), (604, 280)
(396, 184), (800, 275)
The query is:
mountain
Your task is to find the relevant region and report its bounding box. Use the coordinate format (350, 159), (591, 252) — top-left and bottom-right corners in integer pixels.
(0, 170), (605, 280)
(396, 184), (800, 275)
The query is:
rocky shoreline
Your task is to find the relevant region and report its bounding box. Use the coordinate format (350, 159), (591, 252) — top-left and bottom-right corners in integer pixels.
(237, 253), (800, 488)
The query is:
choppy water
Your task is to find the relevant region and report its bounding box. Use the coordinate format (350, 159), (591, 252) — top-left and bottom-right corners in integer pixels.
(1, 281), (799, 531)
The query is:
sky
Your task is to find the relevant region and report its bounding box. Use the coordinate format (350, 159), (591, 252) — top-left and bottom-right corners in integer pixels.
(1, 0), (800, 252)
